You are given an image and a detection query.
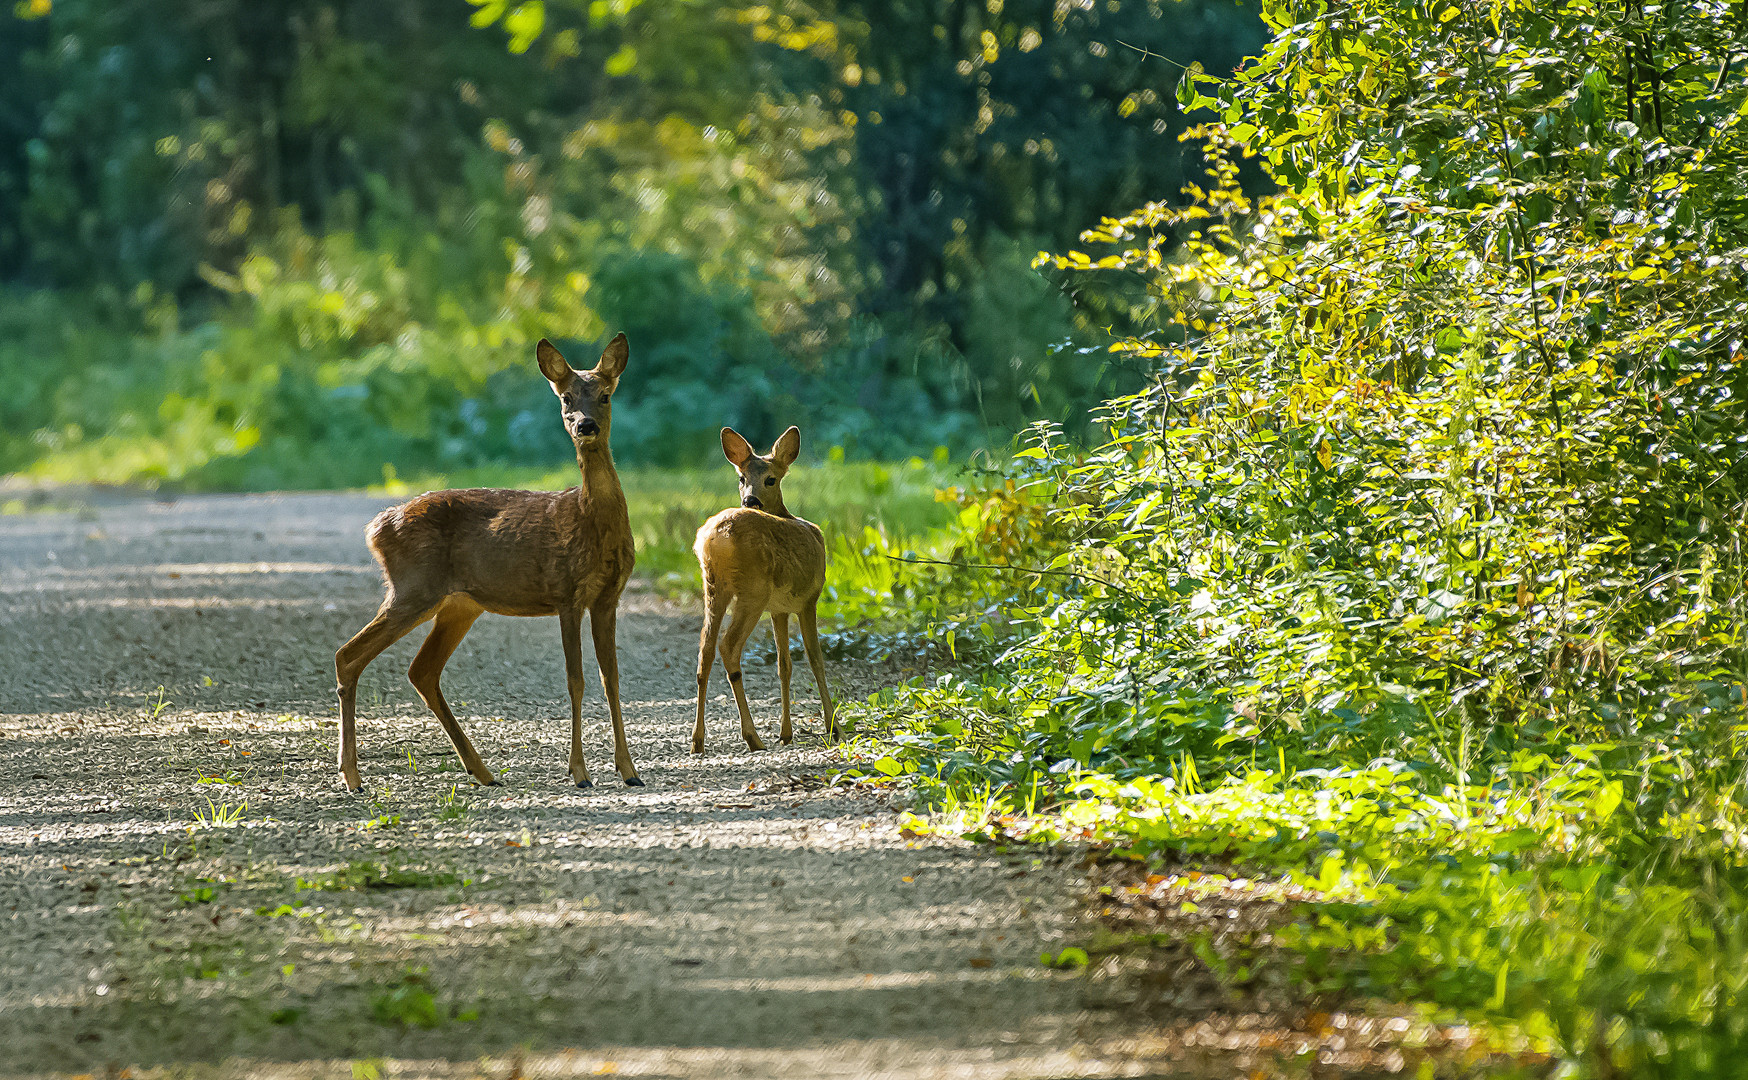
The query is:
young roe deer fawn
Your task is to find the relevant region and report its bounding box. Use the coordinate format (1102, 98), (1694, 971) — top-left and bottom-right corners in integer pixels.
(333, 335), (643, 792)
(692, 426), (838, 753)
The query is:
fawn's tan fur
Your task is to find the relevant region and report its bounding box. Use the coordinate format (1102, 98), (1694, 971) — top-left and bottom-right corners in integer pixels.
(692, 426), (838, 752)
(333, 335), (641, 791)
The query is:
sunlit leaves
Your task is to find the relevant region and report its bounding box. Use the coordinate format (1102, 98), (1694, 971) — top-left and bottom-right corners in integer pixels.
(467, 0), (546, 53)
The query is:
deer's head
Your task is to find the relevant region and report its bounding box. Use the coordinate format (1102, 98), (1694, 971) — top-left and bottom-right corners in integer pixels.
(537, 334), (629, 452)
(721, 426), (800, 517)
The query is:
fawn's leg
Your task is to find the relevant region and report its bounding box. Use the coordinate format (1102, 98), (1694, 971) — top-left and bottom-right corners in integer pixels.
(407, 597), (494, 785)
(772, 612), (794, 745)
(798, 602), (838, 741)
(719, 596), (769, 751)
(335, 595), (438, 791)
(559, 606), (594, 787)
(591, 597), (643, 785)
(693, 590), (728, 753)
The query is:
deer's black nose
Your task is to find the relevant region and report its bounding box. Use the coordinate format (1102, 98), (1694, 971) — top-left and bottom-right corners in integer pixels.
(575, 417), (599, 437)
(741, 495), (762, 509)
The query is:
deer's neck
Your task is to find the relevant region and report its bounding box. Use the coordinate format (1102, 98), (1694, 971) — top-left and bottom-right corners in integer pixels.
(573, 448), (626, 515)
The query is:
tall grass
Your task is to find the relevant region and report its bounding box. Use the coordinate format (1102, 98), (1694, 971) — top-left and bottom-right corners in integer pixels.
(372, 454), (962, 599)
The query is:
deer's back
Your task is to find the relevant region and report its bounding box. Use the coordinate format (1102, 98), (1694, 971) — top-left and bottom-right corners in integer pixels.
(368, 487), (631, 614)
(695, 508), (825, 612)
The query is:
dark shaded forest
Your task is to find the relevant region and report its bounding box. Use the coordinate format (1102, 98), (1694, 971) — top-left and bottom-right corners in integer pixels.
(0, 0), (1263, 485)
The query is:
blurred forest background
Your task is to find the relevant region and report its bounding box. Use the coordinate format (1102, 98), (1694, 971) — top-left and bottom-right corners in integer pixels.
(0, 0), (1263, 488)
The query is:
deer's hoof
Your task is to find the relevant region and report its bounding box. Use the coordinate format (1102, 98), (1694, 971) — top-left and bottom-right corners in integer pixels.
(575, 778), (594, 789)
(624, 776), (645, 787)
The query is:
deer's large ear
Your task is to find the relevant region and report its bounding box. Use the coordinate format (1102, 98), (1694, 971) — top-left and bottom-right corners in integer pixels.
(536, 339), (573, 389)
(594, 332), (629, 384)
(721, 427), (755, 467)
(771, 426), (801, 469)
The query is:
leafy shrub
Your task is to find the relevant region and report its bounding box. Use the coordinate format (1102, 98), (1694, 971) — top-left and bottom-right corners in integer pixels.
(849, 0), (1748, 1072)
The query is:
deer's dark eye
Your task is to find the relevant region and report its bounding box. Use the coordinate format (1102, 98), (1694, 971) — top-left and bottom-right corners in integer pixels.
(599, 394), (610, 404)
(764, 477), (775, 486)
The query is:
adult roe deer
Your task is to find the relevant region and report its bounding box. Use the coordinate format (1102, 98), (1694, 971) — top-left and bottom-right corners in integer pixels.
(692, 426), (838, 753)
(333, 335), (643, 791)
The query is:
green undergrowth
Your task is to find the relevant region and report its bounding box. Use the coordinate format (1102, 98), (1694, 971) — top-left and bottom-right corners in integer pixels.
(839, 0), (1748, 1072)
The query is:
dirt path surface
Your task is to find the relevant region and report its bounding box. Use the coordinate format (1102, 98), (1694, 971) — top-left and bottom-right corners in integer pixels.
(0, 492), (1153, 1080)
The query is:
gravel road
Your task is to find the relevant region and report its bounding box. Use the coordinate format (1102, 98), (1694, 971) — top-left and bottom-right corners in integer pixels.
(0, 491), (1165, 1079)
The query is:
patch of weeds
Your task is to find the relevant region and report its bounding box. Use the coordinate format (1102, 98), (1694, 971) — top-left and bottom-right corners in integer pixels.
(173, 940), (250, 981)
(257, 900), (316, 918)
(1040, 946), (1091, 970)
(177, 876), (231, 905)
(147, 684), (172, 721)
(352, 1057), (386, 1080)
(361, 813), (402, 831)
(436, 784), (467, 821)
(369, 968), (478, 1029)
(195, 771), (241, 785)
(190, 796), (247, 829)
(296, 859), (461, 892)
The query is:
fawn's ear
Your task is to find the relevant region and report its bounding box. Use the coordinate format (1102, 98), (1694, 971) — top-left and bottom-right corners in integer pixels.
(771, 426), (801, 470)
(594, 332), (629, 384)
(536, 339), (574, 389)
(721, 427), (755, 467)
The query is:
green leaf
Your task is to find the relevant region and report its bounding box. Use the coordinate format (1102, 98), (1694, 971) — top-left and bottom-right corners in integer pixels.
(604, 44), (638, 76)
(502, 2), (545, 53)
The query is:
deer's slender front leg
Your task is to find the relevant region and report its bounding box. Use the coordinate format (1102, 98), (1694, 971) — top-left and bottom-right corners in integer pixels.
(559, 607), (593, 787)
(719, 596), (769, 751)
(772, 612), (794, 745)
(591, 599), (643, 785)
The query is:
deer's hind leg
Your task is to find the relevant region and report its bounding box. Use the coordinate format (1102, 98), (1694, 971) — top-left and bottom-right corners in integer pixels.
(798, 601), (838, 742)
(693, 586), (731, 753)
(335, 592), (441, 791)
(772, 612), (794, 745)
(407, 596), (493, 786)
(719, 593), (770, 751)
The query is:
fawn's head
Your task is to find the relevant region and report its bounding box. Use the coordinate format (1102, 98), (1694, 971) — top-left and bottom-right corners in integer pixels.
(721, 426), (801, 517)
(537, 334), (629, 452)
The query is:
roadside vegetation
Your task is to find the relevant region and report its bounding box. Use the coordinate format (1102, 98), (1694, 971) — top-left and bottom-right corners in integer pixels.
(843, 0), (1748, 1074)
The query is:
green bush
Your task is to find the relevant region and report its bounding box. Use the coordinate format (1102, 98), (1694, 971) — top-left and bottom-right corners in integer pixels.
(847, 0), (1748, 1072)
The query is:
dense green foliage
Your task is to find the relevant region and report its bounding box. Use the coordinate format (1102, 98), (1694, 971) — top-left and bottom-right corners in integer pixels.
(0, 0), (1263, 486)
(849, 0), (1748, 1071)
